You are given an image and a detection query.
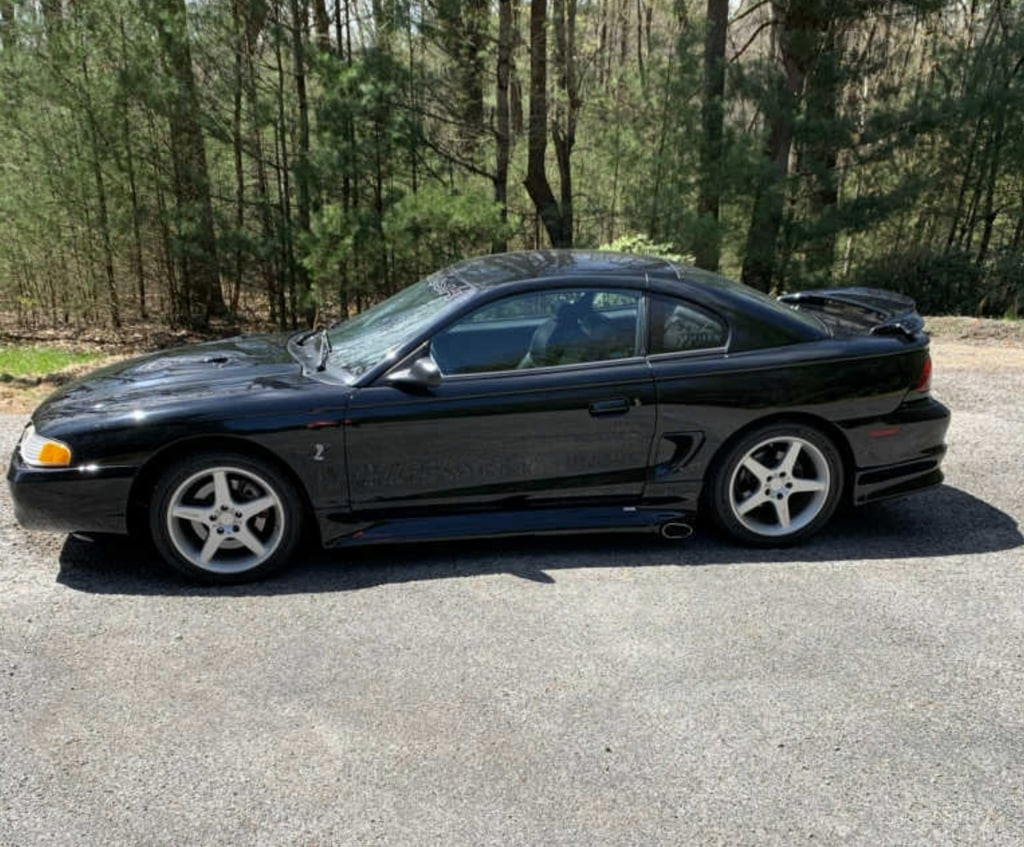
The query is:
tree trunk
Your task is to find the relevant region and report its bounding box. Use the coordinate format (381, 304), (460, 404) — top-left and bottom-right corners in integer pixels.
(552, 0), (577, 246)
(151, 0), (226, 326)
(801, 25), (842, 282)
(313, 0), (330, 49)
(89, 140), (121, 329)
(119, 16), (147, 320)
(146, 109), (179, 320)
(493, 0), (513, 253)
(289, 0), (315, 325)
(741, 1), (814, 293)
(231, 1), (246, 314)
(552, 0), (579, 245)
(0, 1), (15, 51)
(40, 0), (62, 41)
(695, 0), (728, 271)
(273, 31), (298, 327)
(235, 0), (276, 322)
(434, 0), (488, 150)
(742, 74), (803, 288)
(524, 0), (572, 247)
(79, 57), (121, 328)
(462, 0), (488, 142)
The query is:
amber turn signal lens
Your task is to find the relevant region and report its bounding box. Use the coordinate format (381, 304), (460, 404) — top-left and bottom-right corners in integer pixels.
(20, 425), (73, 467)
(37, 441), (72, 466)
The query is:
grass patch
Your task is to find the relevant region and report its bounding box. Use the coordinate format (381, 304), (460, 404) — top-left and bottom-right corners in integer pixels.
(0, 346), (103, 378)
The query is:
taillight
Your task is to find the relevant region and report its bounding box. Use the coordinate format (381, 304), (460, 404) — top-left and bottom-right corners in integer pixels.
(915, 354), (932, 393)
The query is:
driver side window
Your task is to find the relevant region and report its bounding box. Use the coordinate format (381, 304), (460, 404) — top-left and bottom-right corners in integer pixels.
(431, 288), (641, 375)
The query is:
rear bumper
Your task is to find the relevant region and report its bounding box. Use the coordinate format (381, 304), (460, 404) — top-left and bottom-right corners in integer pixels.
(853, 455), (945, 504)
(847, 397), (950, 505)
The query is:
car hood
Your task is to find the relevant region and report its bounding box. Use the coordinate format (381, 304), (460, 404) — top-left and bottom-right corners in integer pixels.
(33, 334), (308, 425)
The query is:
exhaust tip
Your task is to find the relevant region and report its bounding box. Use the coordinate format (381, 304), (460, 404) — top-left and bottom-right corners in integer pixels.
(660, 521), (694, 540)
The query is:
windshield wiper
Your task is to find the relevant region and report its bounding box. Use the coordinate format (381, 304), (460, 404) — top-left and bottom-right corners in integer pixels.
(316, 330), (333, 372)
(295, 326), (321, 346)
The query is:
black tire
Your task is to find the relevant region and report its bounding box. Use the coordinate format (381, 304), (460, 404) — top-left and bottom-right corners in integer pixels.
(149, 452), (303, 584)
(707, 423), (844, 547)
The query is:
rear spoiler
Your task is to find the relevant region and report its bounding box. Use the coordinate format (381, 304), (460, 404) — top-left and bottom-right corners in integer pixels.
(778, 287), (924, 339)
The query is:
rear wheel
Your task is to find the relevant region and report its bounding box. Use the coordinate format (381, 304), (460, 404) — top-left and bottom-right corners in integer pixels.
(149, 453), (302, 583)
(708, 423), (843, 546)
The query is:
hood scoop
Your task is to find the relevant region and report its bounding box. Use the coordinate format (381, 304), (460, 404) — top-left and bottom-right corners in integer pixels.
(130, 352), (248, 374)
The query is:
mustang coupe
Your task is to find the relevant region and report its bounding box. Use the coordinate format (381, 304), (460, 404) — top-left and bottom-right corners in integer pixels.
(9, 251), (950, 583)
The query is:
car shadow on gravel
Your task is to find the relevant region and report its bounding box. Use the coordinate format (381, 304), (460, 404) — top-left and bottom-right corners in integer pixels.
(56, 484), (1021, 596)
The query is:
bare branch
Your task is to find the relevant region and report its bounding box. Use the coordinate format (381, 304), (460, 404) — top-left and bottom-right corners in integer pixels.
(730, 18), (775, 64)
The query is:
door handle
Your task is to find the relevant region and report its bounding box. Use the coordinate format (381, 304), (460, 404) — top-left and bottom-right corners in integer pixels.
(589, 397), (631, 416)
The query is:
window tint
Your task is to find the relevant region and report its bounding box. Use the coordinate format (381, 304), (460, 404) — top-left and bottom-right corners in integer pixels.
(649, 294), (727, 354)
(432, 288), (641, 375)
(463, 290), (579, 323)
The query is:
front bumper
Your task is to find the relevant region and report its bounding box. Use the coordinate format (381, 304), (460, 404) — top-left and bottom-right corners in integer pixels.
(8, 449), (135, 535)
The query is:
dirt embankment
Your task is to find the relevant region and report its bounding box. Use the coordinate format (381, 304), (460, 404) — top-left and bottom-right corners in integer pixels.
(926, 316), (1024, 371)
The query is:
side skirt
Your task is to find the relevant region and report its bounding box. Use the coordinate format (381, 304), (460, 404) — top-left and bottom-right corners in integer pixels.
(322, 506), (693, 548)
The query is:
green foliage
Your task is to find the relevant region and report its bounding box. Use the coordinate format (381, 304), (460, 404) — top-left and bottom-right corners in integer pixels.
(847, 248), (986, 316)
(582, 21), (704, 253)
(981, 253), (1024, 319)
(303, 185), (514, 314)
(599, 233), (694, 265)
(383, 185), (516, 272)
(853, 245), (1023, 318)
(1, 0), (1024, 331)
(0, 347), (102, 377)
(301, 202), (381, 310)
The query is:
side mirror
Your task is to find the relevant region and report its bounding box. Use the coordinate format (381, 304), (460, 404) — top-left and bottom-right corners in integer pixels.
(385, 356), (442, 390)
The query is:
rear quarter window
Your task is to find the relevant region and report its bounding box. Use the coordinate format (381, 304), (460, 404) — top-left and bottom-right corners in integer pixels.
(649, 295), (728, 354)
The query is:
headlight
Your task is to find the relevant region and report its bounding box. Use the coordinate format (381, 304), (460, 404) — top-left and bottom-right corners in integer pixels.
(20, 424), (72, 468)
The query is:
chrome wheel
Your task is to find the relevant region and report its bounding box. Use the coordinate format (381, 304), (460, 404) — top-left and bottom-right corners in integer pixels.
(709, 424), (843, 546)
(728, 436), (830, 537)
(151, 453), (301, 581)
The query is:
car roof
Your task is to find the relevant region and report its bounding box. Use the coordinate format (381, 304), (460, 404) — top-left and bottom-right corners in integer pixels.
(444, 250), (683, 288)
(440, 250), (828, 346)
(444, 249), (776, 303)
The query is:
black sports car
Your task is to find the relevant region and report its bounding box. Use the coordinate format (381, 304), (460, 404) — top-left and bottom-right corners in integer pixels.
(8, 251), (950, 583)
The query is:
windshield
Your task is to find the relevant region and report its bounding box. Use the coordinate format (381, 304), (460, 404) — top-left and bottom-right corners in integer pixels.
(323, 271), (475, 382)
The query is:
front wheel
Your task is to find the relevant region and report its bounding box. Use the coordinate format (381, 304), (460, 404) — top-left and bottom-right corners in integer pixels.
(707, 423), (844, 546)
(149, 452), (303, 583)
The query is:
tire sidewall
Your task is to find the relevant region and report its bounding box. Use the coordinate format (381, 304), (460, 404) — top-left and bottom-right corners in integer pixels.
(708, 423), (844, 547)
(149, 452), (303, 584)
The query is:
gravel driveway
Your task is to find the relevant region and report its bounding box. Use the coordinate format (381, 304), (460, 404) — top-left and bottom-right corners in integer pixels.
(1, 340), (1022, 846)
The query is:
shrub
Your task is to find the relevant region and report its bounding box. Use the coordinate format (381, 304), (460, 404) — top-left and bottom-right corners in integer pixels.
(848, 247), (984, 315)
(599, 233), (695, 265)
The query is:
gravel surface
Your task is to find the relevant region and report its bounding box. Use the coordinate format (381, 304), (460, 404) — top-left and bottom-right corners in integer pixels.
(1, 350), (1022, 846)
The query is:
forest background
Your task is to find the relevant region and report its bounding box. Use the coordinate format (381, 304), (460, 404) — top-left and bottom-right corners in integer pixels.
(1, 0), (1023, 334)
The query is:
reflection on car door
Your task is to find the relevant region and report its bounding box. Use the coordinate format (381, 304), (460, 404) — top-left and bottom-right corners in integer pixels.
(345, 361), (657, 516)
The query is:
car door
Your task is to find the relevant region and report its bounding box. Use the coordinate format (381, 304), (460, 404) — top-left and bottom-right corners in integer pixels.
(641, 292), (734, 508)
(344, 286), (657, 516)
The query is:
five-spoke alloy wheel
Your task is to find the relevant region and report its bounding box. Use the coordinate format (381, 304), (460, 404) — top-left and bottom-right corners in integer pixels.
(708, 423), (843, 546)
(150, 453), (302, 583)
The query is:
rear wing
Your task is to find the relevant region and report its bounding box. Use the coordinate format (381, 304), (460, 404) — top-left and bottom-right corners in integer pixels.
(778, 287), (924, 339)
